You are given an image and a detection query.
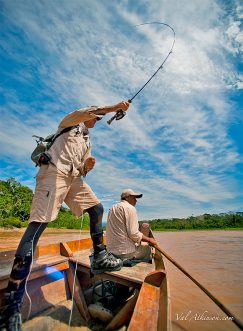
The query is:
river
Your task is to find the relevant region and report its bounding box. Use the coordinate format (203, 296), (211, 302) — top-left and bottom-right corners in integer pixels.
(0, 228), (242, 331)
(153, 230), (243, 331)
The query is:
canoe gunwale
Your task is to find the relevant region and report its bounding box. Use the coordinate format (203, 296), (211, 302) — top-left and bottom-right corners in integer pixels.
(0, 235), (171, 331)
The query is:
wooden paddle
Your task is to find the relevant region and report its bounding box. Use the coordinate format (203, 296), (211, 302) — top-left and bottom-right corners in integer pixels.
(153, 244), (243, 331)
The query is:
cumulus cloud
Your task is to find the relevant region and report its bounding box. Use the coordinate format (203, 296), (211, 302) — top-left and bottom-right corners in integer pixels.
(0, 0), (242, 218)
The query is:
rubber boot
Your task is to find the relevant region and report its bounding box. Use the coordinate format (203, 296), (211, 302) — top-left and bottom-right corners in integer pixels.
(0, 292), (22, 331)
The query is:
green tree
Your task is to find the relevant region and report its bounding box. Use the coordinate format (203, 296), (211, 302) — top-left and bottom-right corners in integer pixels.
(12, 186), (33, 220)
(0, 178), (33, 222)
(0, 177), (92, 229)
(0, 180), (15, 221)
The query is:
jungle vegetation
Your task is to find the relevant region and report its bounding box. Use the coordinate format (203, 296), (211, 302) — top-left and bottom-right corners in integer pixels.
(144, 213), (243, 231)
(0, 178), (90, 229)
(0, 178), (242, 230)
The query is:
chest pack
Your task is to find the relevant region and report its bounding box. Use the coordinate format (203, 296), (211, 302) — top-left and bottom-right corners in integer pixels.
(31, 126), (77, 166)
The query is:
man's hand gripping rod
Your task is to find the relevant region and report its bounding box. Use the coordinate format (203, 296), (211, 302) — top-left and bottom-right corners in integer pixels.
(107, 100), (132, 125)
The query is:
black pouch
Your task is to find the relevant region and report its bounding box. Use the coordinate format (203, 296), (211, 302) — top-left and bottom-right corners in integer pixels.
(39, 152), (51, 165)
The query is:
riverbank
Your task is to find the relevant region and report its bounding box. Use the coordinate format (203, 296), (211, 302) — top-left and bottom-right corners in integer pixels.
(0, 227), (90, 233)
(1, 226), (242, 233)
(1, 226), (242, 252)
(147, 212), (243, 231)
(1, 226), (243, 233)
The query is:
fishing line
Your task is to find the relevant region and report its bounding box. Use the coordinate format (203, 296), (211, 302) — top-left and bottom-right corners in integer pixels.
(68, 132), (90, 329)
(68, 210), (84, 330)
(107, 21), (175, 125)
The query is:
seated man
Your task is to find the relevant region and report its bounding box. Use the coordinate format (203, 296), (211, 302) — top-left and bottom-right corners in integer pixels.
(106, 189), (157, 262)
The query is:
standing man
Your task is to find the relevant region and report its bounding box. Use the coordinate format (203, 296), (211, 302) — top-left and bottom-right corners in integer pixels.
(106, 189), (157, 262)
(1, 101), (129, 331)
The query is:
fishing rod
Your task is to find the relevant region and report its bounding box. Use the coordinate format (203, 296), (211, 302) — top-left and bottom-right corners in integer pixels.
(107, 22), (176, 125)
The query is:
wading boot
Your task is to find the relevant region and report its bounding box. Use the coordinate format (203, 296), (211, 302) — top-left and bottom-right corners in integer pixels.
(0, 292), (22, 331)
(1, 255), (32, 331)
(90, 250), (123, 275)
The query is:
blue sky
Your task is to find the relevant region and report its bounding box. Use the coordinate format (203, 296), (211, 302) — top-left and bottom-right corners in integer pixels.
(0, 0), (242, 220)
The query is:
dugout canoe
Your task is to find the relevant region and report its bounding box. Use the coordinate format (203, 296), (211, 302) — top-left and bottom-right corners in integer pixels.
(0, 232), (171, 331)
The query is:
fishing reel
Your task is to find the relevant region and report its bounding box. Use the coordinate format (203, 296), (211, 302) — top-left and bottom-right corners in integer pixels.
(107, 109), (127, 125)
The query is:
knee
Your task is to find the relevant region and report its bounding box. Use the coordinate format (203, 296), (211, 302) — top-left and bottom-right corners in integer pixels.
(86, 203), (104, 218)
(141, 223), (150, 228)
(94, 203), (104, 216)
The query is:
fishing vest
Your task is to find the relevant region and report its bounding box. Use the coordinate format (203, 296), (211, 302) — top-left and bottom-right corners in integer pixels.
(47, 124), (91, 176)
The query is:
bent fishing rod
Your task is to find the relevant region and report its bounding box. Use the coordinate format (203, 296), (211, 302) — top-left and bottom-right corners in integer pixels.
(107, 22), (176, 125)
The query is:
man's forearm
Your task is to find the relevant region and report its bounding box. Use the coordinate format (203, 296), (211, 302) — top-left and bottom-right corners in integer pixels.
(142, 235), (156, 246)
(94, 105), (117, 115)
(129, 231), (143, 244)
(95, 101), (130, 115)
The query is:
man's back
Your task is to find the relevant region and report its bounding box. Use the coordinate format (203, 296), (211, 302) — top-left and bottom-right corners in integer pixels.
(106, 200), (142, 256)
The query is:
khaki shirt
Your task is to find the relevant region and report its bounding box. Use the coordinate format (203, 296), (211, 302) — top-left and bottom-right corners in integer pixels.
(47, 107), (98, 176)
(106, 200), (143, 256)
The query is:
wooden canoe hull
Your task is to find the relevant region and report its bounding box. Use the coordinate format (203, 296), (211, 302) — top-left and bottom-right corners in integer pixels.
(0, 235), (171, 331)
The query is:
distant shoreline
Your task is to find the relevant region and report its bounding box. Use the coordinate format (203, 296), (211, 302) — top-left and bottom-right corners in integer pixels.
(1, 227), (242, 232)
(0, 227), (90, 233)
(152, 227), (243, 231)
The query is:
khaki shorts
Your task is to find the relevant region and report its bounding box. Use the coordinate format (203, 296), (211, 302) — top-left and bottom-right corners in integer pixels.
(116, 244), (152, 262)
(29, 164), (100, 223)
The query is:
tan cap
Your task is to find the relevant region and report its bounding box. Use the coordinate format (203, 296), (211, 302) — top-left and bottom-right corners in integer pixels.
(121, 189), (143, 199)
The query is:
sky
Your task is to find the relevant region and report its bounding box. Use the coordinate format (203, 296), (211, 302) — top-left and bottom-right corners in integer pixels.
(0, 0), (242, 220)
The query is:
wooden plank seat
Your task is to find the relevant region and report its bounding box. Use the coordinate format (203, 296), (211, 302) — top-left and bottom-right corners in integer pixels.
(69, 249), (156, 288)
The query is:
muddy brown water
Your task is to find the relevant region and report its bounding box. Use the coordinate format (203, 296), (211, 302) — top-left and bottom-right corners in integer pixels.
(0, 228), (90, 251)
(153, 231), (243, 331)
(0, 228), (242, 331)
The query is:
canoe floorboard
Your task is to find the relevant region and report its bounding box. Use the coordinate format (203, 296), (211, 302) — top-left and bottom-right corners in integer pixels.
(22, 299), (89, 331)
